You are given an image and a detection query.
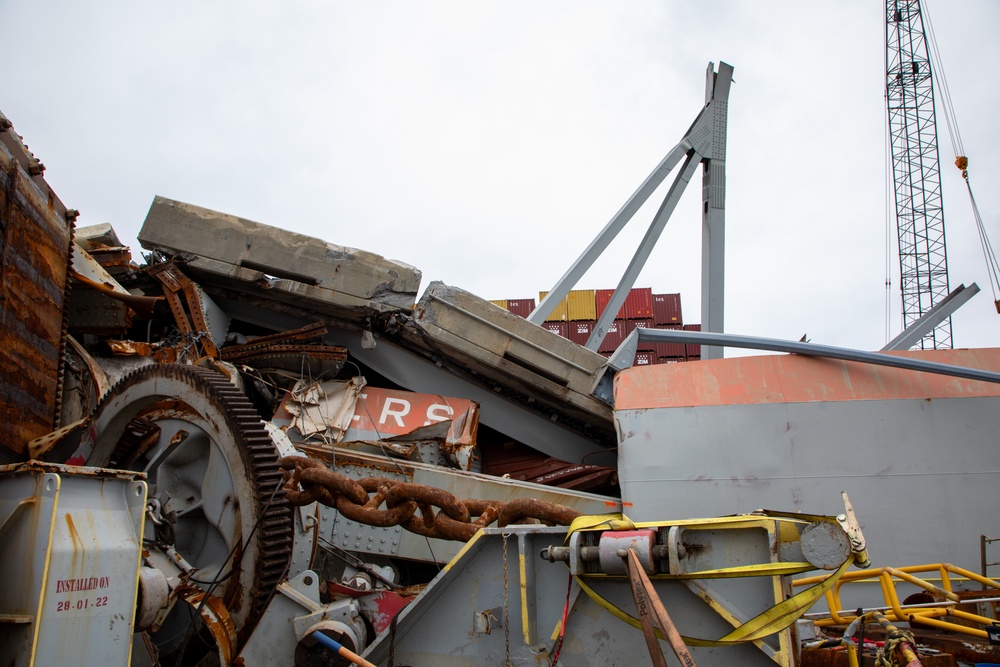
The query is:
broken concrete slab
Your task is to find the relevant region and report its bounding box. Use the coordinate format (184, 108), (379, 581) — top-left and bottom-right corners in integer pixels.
(75, 223), (123, 250)
(138, 196), (421, 320)
(407, 281), (613, 428)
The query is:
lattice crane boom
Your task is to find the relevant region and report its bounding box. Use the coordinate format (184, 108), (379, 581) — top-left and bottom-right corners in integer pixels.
(885, 0), (952, 349)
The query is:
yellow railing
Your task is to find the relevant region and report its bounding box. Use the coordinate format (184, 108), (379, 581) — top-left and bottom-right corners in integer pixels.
(793, 563), (1000, 640)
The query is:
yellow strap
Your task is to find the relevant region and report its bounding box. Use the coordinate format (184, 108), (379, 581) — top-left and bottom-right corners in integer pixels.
(582, 560), (820, 581)
(564, 512), (635, 541)
(567, 558), (851, 647)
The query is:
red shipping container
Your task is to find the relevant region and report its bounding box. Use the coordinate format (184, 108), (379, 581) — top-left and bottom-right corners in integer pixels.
(654, 324), (686, 359)
(597, 320), (627, 353)
(683, 323), (701, 359)
(595, 287), (655, 321)
(630, 319), (656, 351)
(541, 321), (568, 338)
(595, 289), (618, 321)
(566, 320), (596, 346)
(598, 319), (653, 353)
(652, 293), (683, 326)
(634, 350), (656, 366)
(507, 298), (536, 318)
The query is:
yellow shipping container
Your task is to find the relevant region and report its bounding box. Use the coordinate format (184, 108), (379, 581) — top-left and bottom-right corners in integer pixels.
(538, 291), (568, 322)
(566, 289), (597, 321)
(538, 289), (596, 322)
(489, 299), (509, 311)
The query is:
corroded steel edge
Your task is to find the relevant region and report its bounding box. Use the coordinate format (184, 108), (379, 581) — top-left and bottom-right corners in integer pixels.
(0, 116), (75, 460)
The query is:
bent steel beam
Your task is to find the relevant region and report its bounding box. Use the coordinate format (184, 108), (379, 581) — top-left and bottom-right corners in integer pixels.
(882, 283), (980, 351)
(592, 328), (1000, 404)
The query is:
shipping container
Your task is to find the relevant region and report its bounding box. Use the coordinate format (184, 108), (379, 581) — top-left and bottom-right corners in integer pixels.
(566, 289), (597, 321)
(489, 299), (509, 311)
(541, 321), (569, 338)
(537, 291), (568, 322)
(506, 298), (536, 318)
(652, 293), (683, 325)
(597, 320), (626, 353)
(595, 289), (617, 320)
(634, 350), (656, 366)
(630, 319), (656, 351)
(537, 289), (597, 322)
(683, 323), (701, 359)
(595, 287), (654, 321)
(566, 320), (595, 346)
(653, 324), (686, 359)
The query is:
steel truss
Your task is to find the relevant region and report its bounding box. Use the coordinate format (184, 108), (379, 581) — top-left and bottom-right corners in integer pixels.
(885, 0), (952, 348)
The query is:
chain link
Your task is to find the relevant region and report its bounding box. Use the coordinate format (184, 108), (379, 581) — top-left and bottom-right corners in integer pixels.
(278, 456), (582, 542)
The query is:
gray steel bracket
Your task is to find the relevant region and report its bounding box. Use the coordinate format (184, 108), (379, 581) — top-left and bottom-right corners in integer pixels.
(528, 62), (733, 360)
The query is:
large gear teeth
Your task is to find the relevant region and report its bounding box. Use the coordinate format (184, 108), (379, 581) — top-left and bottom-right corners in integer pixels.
(84, 364), (294, 652)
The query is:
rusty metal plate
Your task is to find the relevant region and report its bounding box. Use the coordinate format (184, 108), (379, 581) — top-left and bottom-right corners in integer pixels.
(0, 124), (73, 461)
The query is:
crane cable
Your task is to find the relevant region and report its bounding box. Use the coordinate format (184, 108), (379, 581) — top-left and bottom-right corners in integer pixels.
(923, 1), (1000, 312)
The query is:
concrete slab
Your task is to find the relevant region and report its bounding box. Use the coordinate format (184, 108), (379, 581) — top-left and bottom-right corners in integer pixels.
(137, 196), (421, 318)
(409, 282), (612, 426)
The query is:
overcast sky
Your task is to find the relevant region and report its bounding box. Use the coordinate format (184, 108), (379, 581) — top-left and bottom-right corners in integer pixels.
(3, 1), (998, 353)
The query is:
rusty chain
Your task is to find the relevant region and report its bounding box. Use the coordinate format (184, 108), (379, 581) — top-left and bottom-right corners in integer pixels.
(278, 456), (583, 542)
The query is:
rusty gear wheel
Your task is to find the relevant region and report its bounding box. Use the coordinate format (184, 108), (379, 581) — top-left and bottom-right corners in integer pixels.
(82, 364), (293, 658)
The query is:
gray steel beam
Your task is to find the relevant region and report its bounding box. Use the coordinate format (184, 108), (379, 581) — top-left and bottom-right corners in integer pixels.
(882, 283), (979, 351)
(585, 152), (701, 350)
(529, 62), (734, 346)
(527, 141), (691, 325)
(700, 62), (733, 360)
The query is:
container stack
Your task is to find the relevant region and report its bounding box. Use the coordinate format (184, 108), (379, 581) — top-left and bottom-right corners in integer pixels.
(490, 288), (700, 364)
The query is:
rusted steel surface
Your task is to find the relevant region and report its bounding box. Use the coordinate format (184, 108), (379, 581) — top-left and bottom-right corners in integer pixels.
(224, 344), (347, 365)
(85, 246), (132, 270)
(220, 320), (327, 355)
(0, 122), (74, 461)
(148, 261), (221, 358)
(279, 455), (582, 542)
(810, 623), (1000, 666)
(177, 586), (238, 666)
(69, 267), (161, 320)
(800, 647), (953, 667)
(615, 347), (1000, 411)
(481, 441), (618, 492)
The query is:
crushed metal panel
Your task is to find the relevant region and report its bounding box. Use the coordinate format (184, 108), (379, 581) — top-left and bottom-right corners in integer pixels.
(137, 196), (421, 320)
(409, 281), (613, 427)
(0, 122), (73, 461)
(66, 243), (134, 334)
(275, 377), (367, 442)
(274, 382), (480, 470)
(347, 385), (479, 448)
